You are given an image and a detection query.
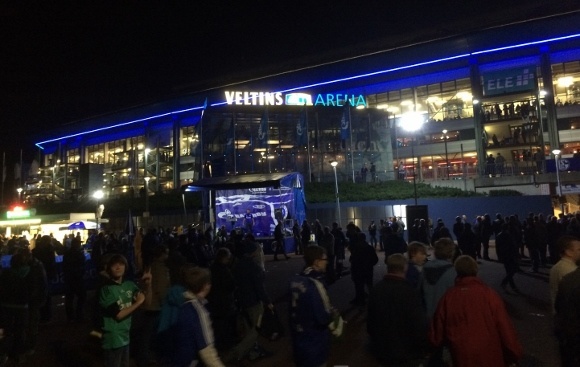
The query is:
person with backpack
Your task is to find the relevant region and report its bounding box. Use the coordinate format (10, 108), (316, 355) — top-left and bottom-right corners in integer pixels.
(289, 245), (339, 367)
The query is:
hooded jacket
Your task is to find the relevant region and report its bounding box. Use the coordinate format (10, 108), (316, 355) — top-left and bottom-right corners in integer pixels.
(420, 259), (456, 318)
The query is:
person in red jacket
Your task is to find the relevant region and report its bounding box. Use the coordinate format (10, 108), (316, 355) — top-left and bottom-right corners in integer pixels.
(429, 255), (523, 367)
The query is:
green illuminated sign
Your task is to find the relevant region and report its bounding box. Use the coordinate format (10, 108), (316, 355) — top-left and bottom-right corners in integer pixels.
(7, 209), (32, 219)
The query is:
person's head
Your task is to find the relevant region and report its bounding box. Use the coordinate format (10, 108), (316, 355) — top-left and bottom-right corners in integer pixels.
(433, 238), (455, 261)
(407, 241), (428, 264)
(454, 255), (478, 277)
(106, 254), (128, 281)
(557, 235), (580, 261)
(386, 253), (407, 275)
(37, 235), (52, 249)
(152, 244), (169, 260)
(182, 266), (212, 299)
(10, 247), (31, 268)
(303, 245), (327, 272)
(214, 247), (232, 265)
(71, 237), (82, 251)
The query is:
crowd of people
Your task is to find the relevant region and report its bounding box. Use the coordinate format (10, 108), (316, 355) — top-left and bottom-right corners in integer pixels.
(0, 209), (579, 366)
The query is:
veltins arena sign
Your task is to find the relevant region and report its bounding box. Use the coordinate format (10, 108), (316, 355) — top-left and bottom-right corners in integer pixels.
(224, 91), (367, 107)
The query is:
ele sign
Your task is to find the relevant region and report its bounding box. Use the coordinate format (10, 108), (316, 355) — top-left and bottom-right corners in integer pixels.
(483, 66), (537, 96)
(224, 91), (367, 107)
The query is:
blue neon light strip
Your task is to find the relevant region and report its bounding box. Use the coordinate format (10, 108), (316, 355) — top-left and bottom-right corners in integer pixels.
(36, 32), (580, 149)
(35, 106), (204, 149)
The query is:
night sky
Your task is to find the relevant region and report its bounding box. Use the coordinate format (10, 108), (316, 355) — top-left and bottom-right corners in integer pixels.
(1, 1), (576, 164)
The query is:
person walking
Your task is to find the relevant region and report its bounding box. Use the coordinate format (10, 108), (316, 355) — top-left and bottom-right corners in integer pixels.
(368, 253), (428, 366)
(368, 220), (378, 249)
(319, 226), (335, 283)
(420, 238), (457, 319)
(496, 223), (521, 293)
(32, 235), (56, 323)
(300, 220), (311, 256)
(331, 222), (347, 278)
(554, 266), (580, 366)
(231, 242), (273, 361)
(289, 245), (339, 367)
(429, 256), (523, 367)
(549, 235), (580, 313)
(62, 237), (87, 322)
(273, 221), (289, 261)
(0, 249), (36, 364)
(173, 267), (226, 367)
(349, 232), (378, 306)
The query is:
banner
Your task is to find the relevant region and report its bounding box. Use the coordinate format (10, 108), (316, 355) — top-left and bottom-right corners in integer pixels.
(340, 105), (350, 140)
(225, 118), (235, 156)
(215, 186), (295, 238)
(258, 110), (269, 148)
(296, 108), (307, 147)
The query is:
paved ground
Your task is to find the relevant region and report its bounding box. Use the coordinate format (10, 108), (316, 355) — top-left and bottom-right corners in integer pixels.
(27, 242), (560, 367)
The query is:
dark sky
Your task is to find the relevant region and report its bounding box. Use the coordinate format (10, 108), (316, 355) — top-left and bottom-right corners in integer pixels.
(1, 1), (576, 163)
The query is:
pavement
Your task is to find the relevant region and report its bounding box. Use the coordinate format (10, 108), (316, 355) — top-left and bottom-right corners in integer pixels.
(26, 241), (560, 367)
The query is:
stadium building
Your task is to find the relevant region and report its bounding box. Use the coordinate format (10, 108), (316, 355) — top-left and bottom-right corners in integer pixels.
(29, 11), (580, 214)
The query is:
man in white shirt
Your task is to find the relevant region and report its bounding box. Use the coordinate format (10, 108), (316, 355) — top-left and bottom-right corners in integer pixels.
(549, 235), (580, 313)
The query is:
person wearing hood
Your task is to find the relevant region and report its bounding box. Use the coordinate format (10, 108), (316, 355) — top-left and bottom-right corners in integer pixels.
(420, 238), (457, 319)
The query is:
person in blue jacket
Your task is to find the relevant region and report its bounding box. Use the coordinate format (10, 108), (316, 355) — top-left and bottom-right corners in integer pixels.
(289, 245), (338, 367)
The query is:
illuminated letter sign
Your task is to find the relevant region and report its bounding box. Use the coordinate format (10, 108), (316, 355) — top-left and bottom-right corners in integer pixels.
(224, 91), (366, 107)
(483, 66), (537, 96)
(313, 94), (367, 107)
(224, 91), (283, 106)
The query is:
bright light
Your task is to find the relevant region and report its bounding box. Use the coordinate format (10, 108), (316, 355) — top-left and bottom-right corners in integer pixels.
(93, 190), (104, 200)
(145, 148), (151, 154)
(552, 149), (561, 156)
(144, 177), (151, 182)
(330, 161), (338, 167)
(16, 188), (22, 194)
(400, 111), (426, 132)
(539, 90), (548, 97)
(457, 91), (472, 101)
(442, 129), (448, 134)
(557, 76), (574, 88)
(472, 99), (480, 105)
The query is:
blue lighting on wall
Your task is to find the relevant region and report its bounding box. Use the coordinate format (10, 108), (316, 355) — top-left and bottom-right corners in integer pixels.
(35, 106), (204, 149)
(37, 31), (580, 150)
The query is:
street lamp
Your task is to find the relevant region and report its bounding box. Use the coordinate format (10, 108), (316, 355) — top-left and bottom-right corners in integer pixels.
(330, 161), (341, 226)
(552, 149), (564, 214)
(442, 129), (449, 179)
(144, 176), (150, 224)
(16, 187), (22, 203)
(400, 112), (426, 205)
(93, 190), (104, 232)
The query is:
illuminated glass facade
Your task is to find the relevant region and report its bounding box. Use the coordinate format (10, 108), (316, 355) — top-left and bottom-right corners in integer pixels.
(26, 12), (580, 204)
